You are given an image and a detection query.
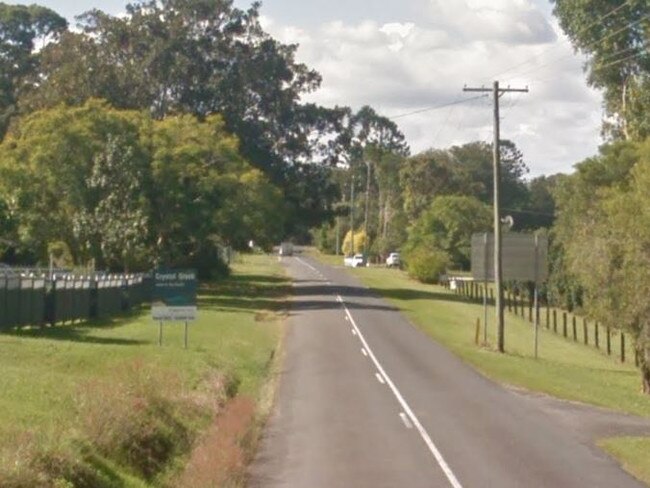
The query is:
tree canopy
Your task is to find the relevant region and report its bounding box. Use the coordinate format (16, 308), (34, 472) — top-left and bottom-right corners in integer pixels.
(552, 0), (650, 140)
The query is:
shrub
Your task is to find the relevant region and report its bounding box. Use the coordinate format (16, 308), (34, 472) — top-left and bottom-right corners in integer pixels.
(404, 245), (450, 284)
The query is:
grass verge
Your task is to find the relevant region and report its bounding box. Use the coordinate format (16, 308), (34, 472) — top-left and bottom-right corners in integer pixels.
(0, 254), (288, 487)
(599, 437), (650, 486)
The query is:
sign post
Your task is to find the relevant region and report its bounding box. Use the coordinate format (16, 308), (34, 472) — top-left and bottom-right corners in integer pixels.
(152, 269), (197, 347)
(471, 233), (548, 355)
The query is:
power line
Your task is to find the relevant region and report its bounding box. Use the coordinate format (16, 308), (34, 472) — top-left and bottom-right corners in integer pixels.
(592, 47), (649, 73)
(388, 94), (489, 120)
(527, 43), (649, 86)
(487, 0), (636, 82)
(508, 13), (650, 81)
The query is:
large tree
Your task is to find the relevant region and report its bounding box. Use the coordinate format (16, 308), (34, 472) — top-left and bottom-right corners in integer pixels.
(405, 195), (492, 270)
(21, 0), (351, 235)
(0, 100), (284, 272)
(0, 3), (67, 136)
(551, 138), (650, 392)
(399, 140), (529, 222)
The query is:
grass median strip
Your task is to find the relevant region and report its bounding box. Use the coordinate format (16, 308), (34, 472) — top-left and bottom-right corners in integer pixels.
(0, 254), (288, 487)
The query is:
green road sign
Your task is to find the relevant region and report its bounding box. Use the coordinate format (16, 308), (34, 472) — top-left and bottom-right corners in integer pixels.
(152, 269), (197, 321)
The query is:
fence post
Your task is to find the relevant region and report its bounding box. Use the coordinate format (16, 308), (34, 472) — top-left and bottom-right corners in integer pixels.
(545, 304), (550, 329)
(563, 312), (567, 337)
(583, 318), (588, 345)
(553, 310), (557, 333)
(507, 291), (512, 312)
(514, 294), (519, 316)
(621, 333), (626, 363)
(595, 322), (599, 349)
(528, 301), (533, 323)
(606, 327), (611, 355)
(572, 316), (577, 342)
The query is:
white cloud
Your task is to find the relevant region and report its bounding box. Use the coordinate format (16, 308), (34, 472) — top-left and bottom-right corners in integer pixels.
(261, 0), (603, 176)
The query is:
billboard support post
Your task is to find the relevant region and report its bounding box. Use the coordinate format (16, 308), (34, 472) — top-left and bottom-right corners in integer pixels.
(483, 232), (488, 345)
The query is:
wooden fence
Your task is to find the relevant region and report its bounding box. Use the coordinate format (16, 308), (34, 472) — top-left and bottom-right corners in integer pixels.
(447, 278), (637, 365)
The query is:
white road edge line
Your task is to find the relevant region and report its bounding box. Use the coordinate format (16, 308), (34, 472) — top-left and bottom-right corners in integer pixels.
(399, 412), (413, 429)
(361, 348), (368, 357)
(338, 294), (463, 488)
(375, 372), (386, 385)
(294, 256), (319, 273)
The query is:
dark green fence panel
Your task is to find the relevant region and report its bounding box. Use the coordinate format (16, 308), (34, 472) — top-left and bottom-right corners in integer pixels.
(51, 279), (66, 324)
(80, 280), (91, 320)
(0, 272), (147, 328)
(97, 280), (111, 318)
(31, 278), (45, 326)
(6, 277), (20, 328)
(19, 278), (33, 327)
(72, 280), (83, 321)
(0, 277), (7, 330)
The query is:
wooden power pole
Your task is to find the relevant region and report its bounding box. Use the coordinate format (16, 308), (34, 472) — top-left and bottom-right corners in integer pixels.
(463, 81), (528, 353)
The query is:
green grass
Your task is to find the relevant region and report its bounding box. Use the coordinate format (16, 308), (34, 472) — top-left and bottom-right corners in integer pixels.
(0, 253), (288, 486)
(599, 437), (650, 486)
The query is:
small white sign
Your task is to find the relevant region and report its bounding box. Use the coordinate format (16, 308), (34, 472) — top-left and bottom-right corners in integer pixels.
(152, 306), (197, 321)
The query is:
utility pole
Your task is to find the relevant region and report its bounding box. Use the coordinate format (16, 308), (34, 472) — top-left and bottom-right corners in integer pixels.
(363, 160), (371, 257)
(463, 81), (528, 353)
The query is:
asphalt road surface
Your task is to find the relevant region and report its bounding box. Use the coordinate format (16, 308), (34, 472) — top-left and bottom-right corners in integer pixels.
(249, 254), (648, 488)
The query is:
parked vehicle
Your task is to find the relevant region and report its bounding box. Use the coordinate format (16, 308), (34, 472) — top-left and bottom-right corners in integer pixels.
(279, 242), (294, 256)
(386, 252), (400, 268)
(344, 254), (367, 268)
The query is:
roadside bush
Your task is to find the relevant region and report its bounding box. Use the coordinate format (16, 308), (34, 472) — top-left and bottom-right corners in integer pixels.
(404, 245), (450, 284)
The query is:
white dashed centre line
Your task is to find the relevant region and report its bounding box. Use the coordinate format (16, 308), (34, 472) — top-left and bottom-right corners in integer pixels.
(400, 412), (413, 429)
(338, 294), (463, 488)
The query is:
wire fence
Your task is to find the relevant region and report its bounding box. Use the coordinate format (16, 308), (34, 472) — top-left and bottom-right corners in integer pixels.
(446, 278), (638, 366)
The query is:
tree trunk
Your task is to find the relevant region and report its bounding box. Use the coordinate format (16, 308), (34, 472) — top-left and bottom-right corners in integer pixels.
(383, 198), (391, 239)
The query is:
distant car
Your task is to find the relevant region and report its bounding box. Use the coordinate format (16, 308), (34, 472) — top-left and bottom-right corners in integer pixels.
(386, 252), (400, 268)
(344, 254), (367, 268)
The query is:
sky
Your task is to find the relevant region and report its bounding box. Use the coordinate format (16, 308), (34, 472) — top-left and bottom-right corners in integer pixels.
(15, 0), (605, 177)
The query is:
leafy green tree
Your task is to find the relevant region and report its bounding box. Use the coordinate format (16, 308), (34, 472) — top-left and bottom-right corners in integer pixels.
(552, 0), (650, 140)
(0, 100), (147, 264)
(74, 134), (151, 271)
(399, 140), (529, 222)
(552, 137), (650, 392)
(24, 0), (345, 236)
(405, 195), (491, 270)
(0, 3), (67, 136)
(399, 149), (460, 222)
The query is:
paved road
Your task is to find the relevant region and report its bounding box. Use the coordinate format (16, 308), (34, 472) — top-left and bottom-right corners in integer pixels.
(249, 255), (648, 488)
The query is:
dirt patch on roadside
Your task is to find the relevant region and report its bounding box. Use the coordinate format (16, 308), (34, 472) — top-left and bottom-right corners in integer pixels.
(175, 396), (256, 487)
